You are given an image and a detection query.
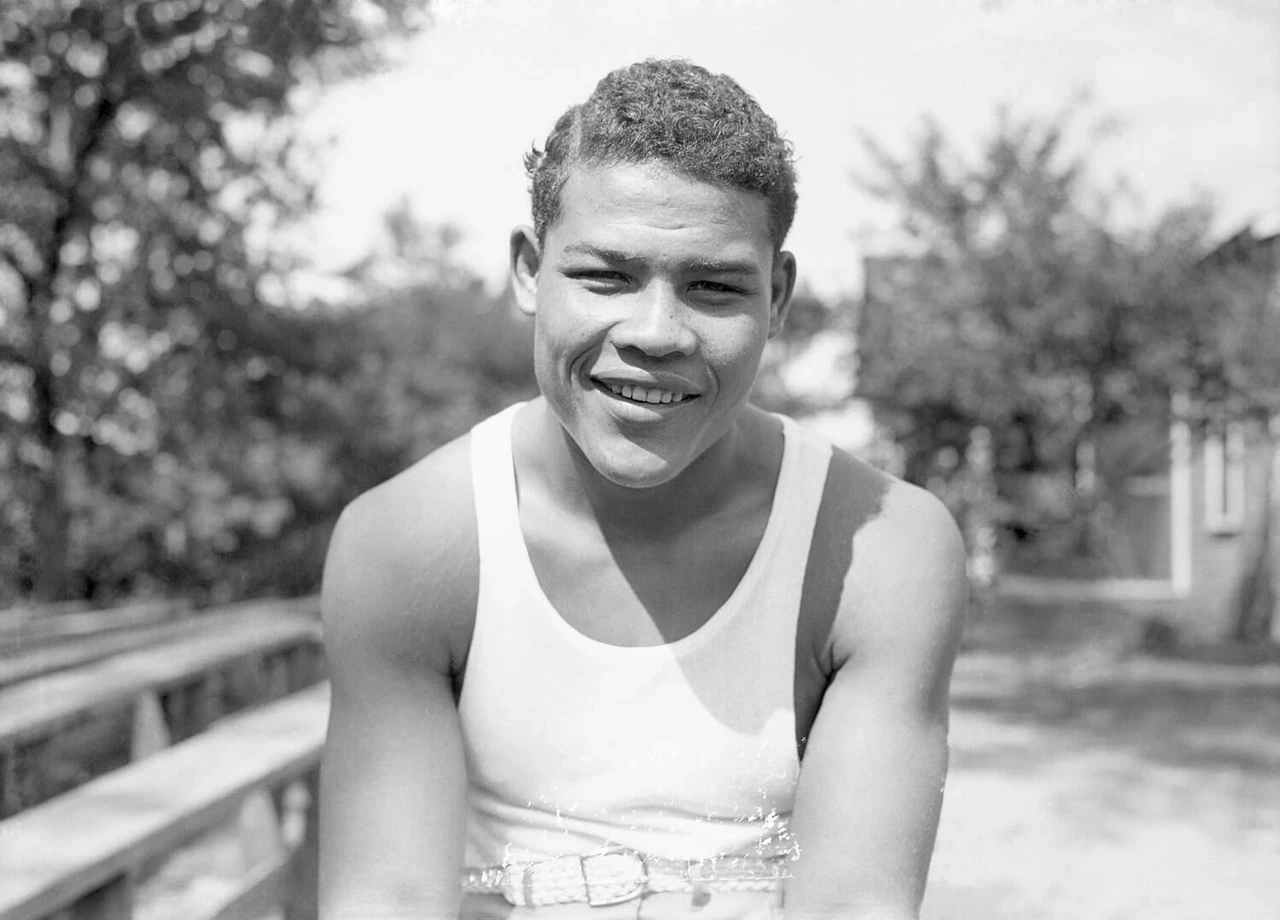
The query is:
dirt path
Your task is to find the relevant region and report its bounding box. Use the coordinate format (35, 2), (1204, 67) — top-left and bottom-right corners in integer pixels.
(923, 645), (1280, 919)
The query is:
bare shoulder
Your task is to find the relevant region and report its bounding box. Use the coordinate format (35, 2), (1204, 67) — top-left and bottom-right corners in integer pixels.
(823, 447), (969, 676)
(320, 431), (478, 682)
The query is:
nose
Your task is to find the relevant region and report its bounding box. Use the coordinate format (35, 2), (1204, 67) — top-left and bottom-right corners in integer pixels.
(609, 283), (697, 358)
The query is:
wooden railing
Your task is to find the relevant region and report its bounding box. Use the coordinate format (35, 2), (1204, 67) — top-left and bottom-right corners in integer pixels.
(0, 598), (322, 816)
(0, 599), (189, 651)
(0, 684), (329, 920)
(0, 596), (330, 919)
(0, 596), (314, 688)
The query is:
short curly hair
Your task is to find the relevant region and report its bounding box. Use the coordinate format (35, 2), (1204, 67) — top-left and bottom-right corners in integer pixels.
(525, 59), (798, 251)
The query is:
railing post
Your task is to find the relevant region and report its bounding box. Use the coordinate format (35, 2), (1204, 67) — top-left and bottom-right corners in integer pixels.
(282, 767), (320, 920)
(131, 690), (171, 760)
(238, 787), (287, 868)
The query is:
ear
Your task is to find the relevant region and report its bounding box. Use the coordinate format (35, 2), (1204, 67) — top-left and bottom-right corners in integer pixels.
(767, 250), (798, 338)
(510, 225), (541, 317)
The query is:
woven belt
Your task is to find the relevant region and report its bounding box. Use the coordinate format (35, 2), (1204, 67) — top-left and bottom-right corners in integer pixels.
(462, 847), (792, 908)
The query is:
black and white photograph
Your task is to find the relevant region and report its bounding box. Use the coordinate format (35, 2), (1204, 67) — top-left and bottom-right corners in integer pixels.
(1, 1), (1277, 918)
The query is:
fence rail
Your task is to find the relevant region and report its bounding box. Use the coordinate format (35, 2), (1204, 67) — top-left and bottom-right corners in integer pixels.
(0, 595), (328, 919)
(0, 683), (329, 920)
(0, 599), (323, 818)
(0, 600), (190, 654)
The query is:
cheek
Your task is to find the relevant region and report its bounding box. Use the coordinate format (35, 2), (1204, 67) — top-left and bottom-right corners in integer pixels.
(532, 303), (595, 389)
(534, 288), (594, 348)
(531, 326), (568, 393)
(697, 314), (769, 374)
(531, 297), (573, 354)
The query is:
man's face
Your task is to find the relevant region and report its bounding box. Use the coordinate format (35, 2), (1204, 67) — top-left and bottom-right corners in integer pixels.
(513, 161), (795, 489)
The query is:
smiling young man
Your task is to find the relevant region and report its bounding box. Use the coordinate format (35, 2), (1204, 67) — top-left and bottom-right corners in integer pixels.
(318, 60), (968, 920)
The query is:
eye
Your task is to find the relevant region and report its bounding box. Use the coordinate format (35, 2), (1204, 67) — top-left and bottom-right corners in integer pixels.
(570, 270), (631, 293)
(689, 280), (748, 297)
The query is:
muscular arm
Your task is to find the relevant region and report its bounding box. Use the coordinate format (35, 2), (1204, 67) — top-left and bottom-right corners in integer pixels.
(318, 438), (478, 920)
(786, 479), (968, 920)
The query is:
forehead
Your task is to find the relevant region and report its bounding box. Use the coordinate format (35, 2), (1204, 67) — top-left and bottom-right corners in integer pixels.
(546, 162), (774, 266)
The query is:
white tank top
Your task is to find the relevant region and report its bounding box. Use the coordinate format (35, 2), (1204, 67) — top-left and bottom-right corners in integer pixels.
(460, 403), (832, 869)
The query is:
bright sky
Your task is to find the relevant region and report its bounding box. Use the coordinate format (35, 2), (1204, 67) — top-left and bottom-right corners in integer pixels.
(301, 0), (1280, 300)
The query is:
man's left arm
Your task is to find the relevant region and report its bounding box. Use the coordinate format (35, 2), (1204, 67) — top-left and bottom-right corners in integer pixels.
(785, 481), (969, 920)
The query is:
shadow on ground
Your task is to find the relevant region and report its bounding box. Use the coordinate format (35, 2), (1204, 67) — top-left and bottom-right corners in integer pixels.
(950, 593), (1280, 777)
(921, 592), (1280, 919)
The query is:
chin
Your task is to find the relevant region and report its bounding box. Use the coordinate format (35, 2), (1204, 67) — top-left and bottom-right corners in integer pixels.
(580, 438), (687, 490)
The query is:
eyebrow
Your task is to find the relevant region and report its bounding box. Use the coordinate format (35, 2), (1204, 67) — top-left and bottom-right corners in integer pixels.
(560, 243), (761, 276)
(683, 257), (760, 277)
(560, 243), (636, 264)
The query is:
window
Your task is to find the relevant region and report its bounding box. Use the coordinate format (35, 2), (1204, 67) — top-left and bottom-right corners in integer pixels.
(1204, 422), (1246, 535)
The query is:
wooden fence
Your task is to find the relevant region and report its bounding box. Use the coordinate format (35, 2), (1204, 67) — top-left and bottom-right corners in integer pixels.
(0, 685), (329, 920)
(0, 597), (329, 920)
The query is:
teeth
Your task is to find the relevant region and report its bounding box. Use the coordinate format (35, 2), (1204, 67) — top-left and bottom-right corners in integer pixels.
(600, 382), (690, 404)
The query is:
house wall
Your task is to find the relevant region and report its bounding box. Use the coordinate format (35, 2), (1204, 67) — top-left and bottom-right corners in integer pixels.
(1112, 476), (1171, 580)
(1178, 419), (1273, 640)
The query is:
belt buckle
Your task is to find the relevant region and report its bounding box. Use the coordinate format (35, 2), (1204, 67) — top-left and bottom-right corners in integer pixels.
(579, 846), (648, 907)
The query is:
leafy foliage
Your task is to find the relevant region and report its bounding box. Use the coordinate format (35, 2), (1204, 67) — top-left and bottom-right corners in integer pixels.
(1178, 228), (1280, 419)
(0, 0), (431, 603)
(327, 202), (537, 489)
(857, 108), (1196, 477)
(857, 105), (1279, 635)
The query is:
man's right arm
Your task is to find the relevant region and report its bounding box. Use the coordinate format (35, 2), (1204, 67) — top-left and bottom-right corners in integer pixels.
(318, 436), (478, 920)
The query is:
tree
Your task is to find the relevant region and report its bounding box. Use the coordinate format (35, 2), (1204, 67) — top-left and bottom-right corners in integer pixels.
(337, 201), (538, 469)
(854, 106), (1222, 573)
(858, 105), (1280, 641)
(0, 0), (427, 601)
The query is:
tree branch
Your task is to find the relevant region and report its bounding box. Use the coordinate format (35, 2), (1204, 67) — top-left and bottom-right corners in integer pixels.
(30, 70), (130, 318)
(1, 139), (58, 190)
(0, 243), (35, 286)
(0, 340), (30, 368)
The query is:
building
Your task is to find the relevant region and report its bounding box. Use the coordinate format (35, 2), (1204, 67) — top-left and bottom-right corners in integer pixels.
(1162, 223), (1280, 639)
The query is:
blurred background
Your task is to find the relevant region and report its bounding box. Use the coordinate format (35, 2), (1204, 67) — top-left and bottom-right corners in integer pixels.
(0, 1), (1277, 918)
